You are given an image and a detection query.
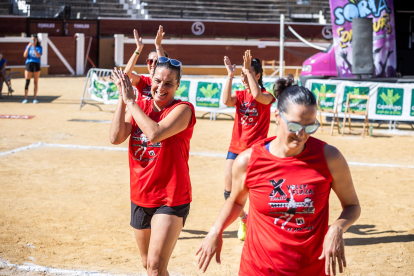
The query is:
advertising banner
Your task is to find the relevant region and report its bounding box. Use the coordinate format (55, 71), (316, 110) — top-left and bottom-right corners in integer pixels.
(82, 73), (279, 114)
(329, 0), (396, 77)
(311, 83), (338, 111)
(306, 78), (414, 122)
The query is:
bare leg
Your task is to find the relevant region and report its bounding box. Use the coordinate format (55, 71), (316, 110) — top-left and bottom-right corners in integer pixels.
(133, 228), (151, 269)
(24, 70), (33, 99)
(33, 71), (40, 99)
(146, 214), (183, 276)
(224, 159), (245, 219)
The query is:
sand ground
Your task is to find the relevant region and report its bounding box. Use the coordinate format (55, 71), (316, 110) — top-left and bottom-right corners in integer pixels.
(0, 77), (413, 276)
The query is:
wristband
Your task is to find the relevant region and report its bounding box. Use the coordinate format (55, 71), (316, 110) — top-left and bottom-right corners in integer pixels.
(134, 50), (140, 55)
(227, 76), (234, 79)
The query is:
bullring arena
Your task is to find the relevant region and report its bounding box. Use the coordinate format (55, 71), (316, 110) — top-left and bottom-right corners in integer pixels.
(0, 76), (413, 275)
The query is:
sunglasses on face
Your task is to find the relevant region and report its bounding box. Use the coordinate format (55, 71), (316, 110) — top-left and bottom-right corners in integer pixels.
(146, 59), (157, 66)
(279, 112), (320, 134)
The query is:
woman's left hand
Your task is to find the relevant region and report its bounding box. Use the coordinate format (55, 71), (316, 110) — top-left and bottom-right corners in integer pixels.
(155, 25), (165, 48)
(116, 68), (136, 105)
(319, 225), (346, 276)
(243, 50), (252, 72)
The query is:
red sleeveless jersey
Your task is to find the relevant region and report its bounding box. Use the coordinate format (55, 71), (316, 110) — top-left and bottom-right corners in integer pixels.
(240, 136), (332, 276)
(128, 99), (196, 207)
(228, 88), (275, 154)
(135, 75), (152, 102)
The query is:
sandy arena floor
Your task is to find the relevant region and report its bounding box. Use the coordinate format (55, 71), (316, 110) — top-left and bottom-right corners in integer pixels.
(0, 77), (413, 276)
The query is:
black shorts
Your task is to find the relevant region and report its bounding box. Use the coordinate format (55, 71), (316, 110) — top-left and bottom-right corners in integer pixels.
(26, 62), (40, 72)
(130, 202), (190, 229)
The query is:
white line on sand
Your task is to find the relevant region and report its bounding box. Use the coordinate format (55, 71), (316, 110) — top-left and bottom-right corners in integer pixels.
(0, 142), (412, 169)
(0, 259), (184, 276)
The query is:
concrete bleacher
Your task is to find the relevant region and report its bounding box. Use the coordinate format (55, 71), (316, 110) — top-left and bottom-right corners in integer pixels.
(25, 0), (132, 18)
(141, 0), (331, 22)
(0, 0), (13, 15)
(2, 0), (330, 21)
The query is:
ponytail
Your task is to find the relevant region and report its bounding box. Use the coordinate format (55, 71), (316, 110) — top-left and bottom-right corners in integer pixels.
(273, 74), (316, 113)
(251, 58), (265, 90)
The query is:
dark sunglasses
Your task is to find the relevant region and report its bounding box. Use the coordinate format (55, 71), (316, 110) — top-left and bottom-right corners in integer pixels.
(279, 112), (320, 134)
(146, 59), (157, 66)
(158, 56), (182, 67)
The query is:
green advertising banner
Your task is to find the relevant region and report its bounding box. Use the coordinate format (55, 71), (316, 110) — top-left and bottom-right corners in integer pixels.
(174, 80), (190, 102)
(196, 82), (222, 107)
(341, 86), (370, 112)
(231, 82), (245, 94)
(376, 87), (404, 116)
(311, 83), (337, 111)
(411, 90), (414, 116)
(88, 74), (119, 103)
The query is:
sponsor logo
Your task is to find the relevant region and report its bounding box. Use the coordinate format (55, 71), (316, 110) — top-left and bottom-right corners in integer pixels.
(411, 90), (414, 116)
(311, 83), (337, 111)
(342, 86), (370, 112)
(322, 26), (333, 39)
(333, 0), (391, 25)
(196, 82), (222, 107)
(191, 22), (205, 35)
(174, 80), (190, 102)
(375, 87), (403, 116)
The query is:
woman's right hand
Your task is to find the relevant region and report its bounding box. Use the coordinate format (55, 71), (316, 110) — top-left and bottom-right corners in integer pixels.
(196, 228), (223, 273)
(224, 56), (236, 78)
(134, 29), (143, 52)
(110, 67), (123, 101)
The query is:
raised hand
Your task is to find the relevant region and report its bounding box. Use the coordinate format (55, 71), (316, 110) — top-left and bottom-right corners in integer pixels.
(224, 56), (236, 78)
(117, 68), (136, 105)
(243, 50), (252, 72)
(155, 25), (165, 48)
(318, 226), (346, 276)
(196, 230), (223, 273)
(110, 67), (123, 96)
(134, 29), (143, 52)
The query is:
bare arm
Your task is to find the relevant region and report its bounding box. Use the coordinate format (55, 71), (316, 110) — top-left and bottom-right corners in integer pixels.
(243, 50), (274, 105)
(124, 29), (144, 86)
(23, 44), (31, 58)
(117, 68), (193, 144)
(155, 25), (166, 58)
(109, 69), (132, 144)
(127, 101), (192, 143)
(222, 56), (237, 107)
(319, 144), (361, 276)
(196, 149), (252, 272)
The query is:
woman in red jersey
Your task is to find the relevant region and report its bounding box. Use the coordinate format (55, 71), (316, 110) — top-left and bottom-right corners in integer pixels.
(197, 80), (361, 276)
(109, 57), (196, 275)
(123, 25), (168, 101)
(222, 50), (275, 240)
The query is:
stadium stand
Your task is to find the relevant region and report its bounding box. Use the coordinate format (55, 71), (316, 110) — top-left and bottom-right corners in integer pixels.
(3, 0), (330, 22)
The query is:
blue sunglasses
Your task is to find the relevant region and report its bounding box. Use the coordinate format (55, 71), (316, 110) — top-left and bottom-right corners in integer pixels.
(158, 56), (182, 67)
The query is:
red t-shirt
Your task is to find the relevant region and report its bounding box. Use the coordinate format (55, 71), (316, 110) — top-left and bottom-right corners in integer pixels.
(239, 136), (333, 276)
(128, 99), (196, 207)
(228, 88), (275, 154)
(135, 75), (152, 102)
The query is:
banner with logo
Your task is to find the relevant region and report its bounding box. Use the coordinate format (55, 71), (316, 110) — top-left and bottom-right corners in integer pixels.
(306, 79), (414, 122)
(329, 0), (396, 77)
(83, 74), (278, 114)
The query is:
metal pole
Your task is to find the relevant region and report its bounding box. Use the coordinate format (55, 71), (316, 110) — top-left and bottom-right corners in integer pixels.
(279, 14), (284, 78)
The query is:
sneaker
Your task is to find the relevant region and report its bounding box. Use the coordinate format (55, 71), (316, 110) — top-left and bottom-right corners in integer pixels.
(33, 99), (38, 104)
(8, 88), (14, 93)
(237, 220), (247, 241)
(22, 99), (28, 104)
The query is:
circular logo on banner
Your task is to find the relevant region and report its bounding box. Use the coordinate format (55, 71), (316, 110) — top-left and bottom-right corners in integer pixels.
(322, 26), (333, 39)
(191, 22), (205, 35)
